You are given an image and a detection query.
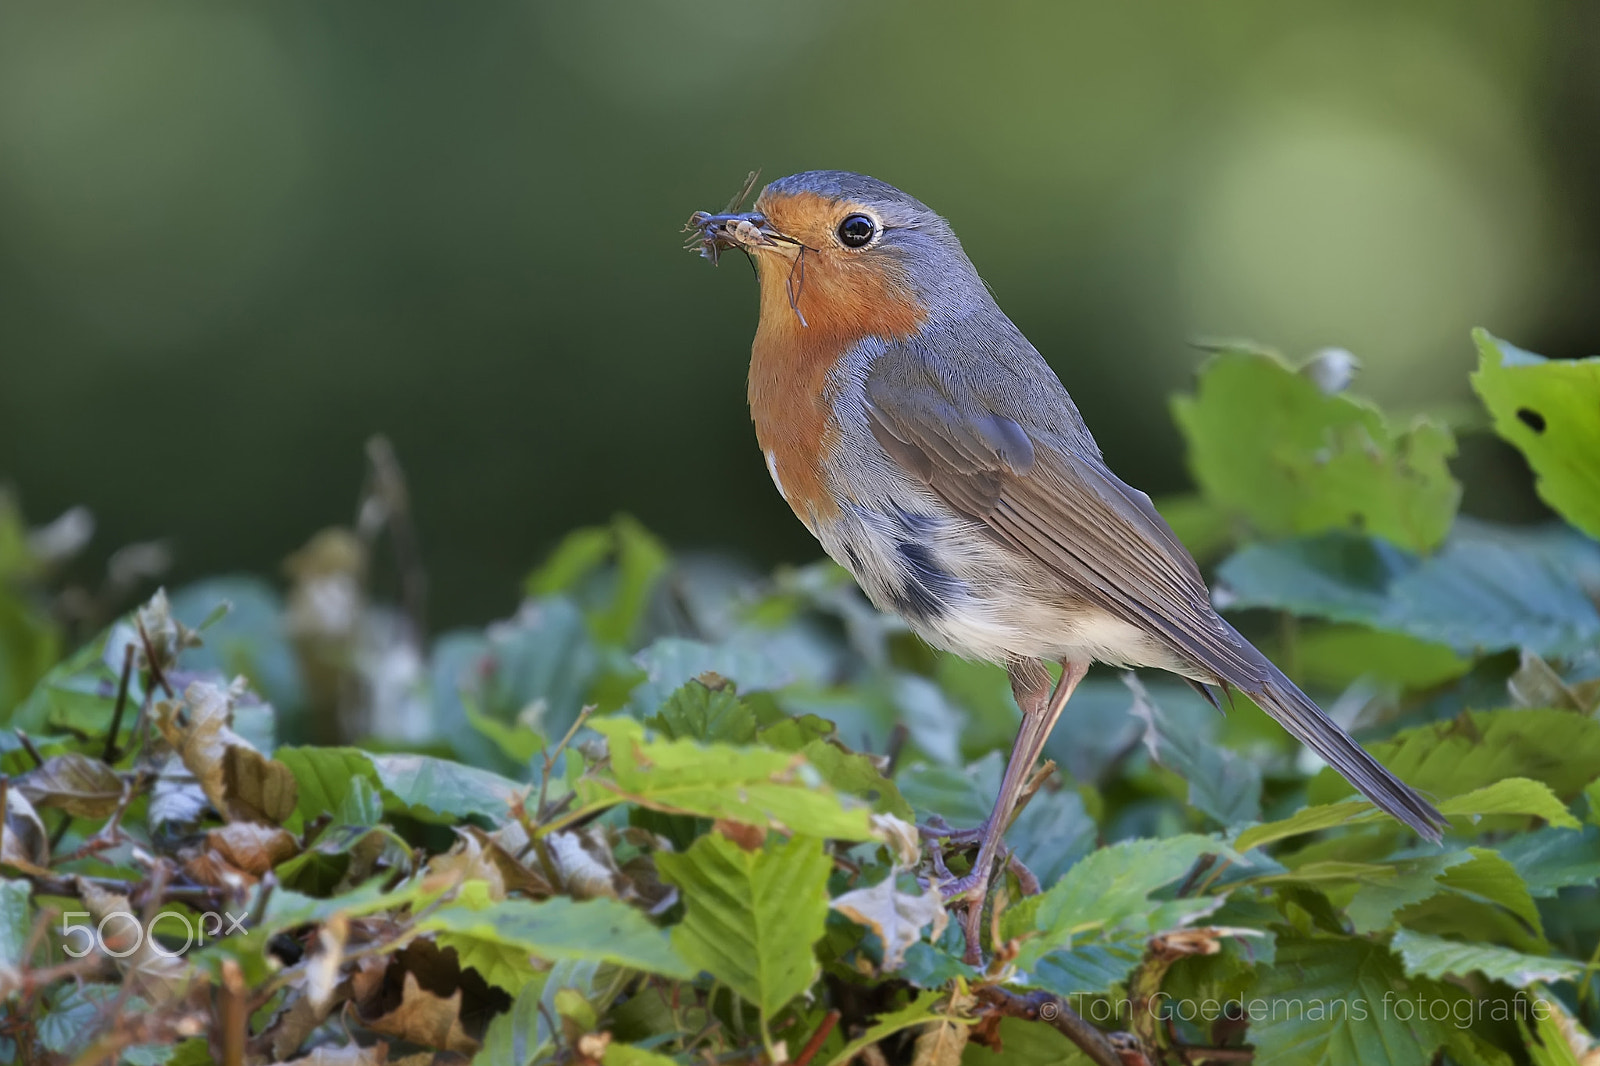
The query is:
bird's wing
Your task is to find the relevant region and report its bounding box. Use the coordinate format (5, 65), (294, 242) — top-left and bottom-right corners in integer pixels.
(861, 346), (1251, 678)
(861, 342), (1446, 840)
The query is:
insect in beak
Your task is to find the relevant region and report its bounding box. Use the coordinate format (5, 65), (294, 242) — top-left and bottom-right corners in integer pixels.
(683, 210), (798, 264)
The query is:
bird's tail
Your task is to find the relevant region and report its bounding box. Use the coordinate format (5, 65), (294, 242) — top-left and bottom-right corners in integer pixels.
(1223, 641), (1447, 843)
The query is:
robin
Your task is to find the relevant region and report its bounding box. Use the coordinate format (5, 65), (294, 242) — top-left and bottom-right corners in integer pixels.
(687, 170), (1444, 957)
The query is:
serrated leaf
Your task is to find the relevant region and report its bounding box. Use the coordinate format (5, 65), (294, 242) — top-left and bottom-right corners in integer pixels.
(581, 716), (873, 839)
(1392, 929), (1583, 988)
(1499, 825), (1600, 898)
(1126, 673), (1261, 825)
(656, 832), (830, 1019)
(1238, 776), (1582, 852)
(418, 895), (691, 990)
(646, 679), (757, 744)
(1217, 523), (1600, 658)
(1008, 835), (1226, 994)
(1307, 712), (1600, 808)
(1344, 852), (1474, 934)
(1433, 848), (1544, 938)
(1471, 329), (1600, 540)
(1172, 347), (1459, 551)
(627, 638), (795, 718)
(1249, 937), (1454, 1065)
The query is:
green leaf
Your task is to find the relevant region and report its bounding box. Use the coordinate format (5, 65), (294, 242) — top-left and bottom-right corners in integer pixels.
(824, 990), (966, 1066)
(1248, 937), (1453, 1065)
(1125, 674), (1261, 825)
(1432, 848), (1544, 938)
(418, 892), (692, 990)
(1433, 778), (1580, 830)
(1471, 329), (1600, 540)
(1343, 852), (1474, 934)
(1391, 929), (1583, 988)
(0, 877), (31, 973)
(278, 745), (526, 827)
(526, 514), (670, 646)
(1172, 346), (1459, 552)
(1292, 625), (1471, 690)
(959, 1016), (1096, 1065)
(602, 1046), (681, 1066)
(1238, 776), (1582, 852)
(1307, 712), (1600, 808)
(647, 679), (758, 744)
(578, 716), (874, 839)
(1008, 835), (1226, 994)
(473, 978), (554, 1066)
(656, 832), (831, 1019)
(627, 638), (797, 718)
(1499, 825), (1600, 897)
(370, 752), (525, 821)
(0, 587), (62, 717)
(1236, 801), (1381, 851)
(1218, 523), (1600, 659)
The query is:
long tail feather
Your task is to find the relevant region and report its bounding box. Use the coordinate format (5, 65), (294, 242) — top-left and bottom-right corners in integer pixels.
(1223, 644), (1446, 842)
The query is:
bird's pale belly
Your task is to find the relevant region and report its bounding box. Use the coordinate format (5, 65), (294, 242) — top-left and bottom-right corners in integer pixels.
(812, 500), (1190, 673)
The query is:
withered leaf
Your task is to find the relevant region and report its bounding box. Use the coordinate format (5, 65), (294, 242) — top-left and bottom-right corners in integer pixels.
(223, 745), (299, 824)
(157, 680), (297, 824)
(16, 754), (125, 819)
(830, 874), (948, 971)
(208, 822), (299, 876)
(358, 972), (478, 1054)
(1, 788), (50, 872)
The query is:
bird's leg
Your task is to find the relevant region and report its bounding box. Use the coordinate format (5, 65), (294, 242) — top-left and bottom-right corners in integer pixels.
(936, 658), (1088, 964)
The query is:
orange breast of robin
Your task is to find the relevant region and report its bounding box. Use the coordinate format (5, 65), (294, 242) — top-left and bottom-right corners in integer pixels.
(746, 191), (926, 529)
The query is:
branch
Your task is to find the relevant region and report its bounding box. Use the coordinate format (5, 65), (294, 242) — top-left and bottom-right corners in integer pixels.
(975, 986), (1132, 1066)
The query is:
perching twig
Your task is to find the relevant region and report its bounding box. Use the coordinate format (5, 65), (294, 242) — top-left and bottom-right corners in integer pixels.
(975, 986), (1129, 1066)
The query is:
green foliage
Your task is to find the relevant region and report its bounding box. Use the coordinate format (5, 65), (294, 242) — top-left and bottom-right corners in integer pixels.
(1471, 329), (1600, 540)
(656, 832), (832, 1028)
(1172, 344), (1460, 552)
(1, 329), (1597, 1064)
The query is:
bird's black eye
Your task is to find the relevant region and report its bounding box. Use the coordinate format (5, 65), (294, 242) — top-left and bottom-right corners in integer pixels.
(837, 214), (876, 248)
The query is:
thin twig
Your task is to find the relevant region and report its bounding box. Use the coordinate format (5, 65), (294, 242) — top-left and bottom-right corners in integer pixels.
(103, 643), (136, 763)
(975, 987), (1126, 1066)
(792, 1009), (839, 1066)
(12, 730), (44, 768)
(134, 618), (174, 698)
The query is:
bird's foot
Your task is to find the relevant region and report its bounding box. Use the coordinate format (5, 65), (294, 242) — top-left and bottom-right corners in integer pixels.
(917, 815), (987, 845)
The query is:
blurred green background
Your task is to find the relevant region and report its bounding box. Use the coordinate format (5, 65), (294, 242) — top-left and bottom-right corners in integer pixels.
(2, 1), (1597, 628)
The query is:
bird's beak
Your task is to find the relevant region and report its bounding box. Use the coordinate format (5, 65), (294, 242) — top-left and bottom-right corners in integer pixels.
(684, 210), (797, 263)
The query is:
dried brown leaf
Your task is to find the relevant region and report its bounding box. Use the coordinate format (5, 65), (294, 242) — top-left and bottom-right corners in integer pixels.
(17, 754), (124, 818)
(1, 788), (50, 872)
(208, 822), (299, 876)
(360, 972), (478, 1054)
